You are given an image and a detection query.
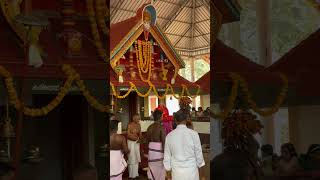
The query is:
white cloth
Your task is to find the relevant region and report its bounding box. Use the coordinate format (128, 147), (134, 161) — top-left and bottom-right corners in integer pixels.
(28, 44), (43, 68)
(110, 150), (127, 179)
(163, 124), (205, 180)
(127, 140), (141, 178)
(172, 166), (199, 180)
(128, 164), (139, 178)
(127, 140), (141, 164)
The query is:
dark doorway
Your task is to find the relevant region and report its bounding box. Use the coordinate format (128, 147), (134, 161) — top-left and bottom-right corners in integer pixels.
(60, 95), (89, 180)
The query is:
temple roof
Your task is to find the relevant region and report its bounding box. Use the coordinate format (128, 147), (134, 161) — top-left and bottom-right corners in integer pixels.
(195, 72), (210, 93)
(213, 0), (241, 23)
(110, 4), (185, 69)
(212, 39), (264, 73)
(212, 40), (285, 84)
(267, 29), (320, 96)
(267, 29), (320, 75)
(111, 0), (240, 58)
(111, 0), (211, 58)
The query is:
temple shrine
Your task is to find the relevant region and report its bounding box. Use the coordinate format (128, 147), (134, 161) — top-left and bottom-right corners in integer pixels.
(0, 0), (108, 179)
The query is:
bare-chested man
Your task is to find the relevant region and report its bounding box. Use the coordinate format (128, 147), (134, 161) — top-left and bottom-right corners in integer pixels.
(127, 114), (142, 179)
(110, 114), (129, 180)
(145, 109), (166, 180)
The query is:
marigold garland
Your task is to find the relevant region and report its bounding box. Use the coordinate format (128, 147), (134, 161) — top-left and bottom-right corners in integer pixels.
(135, 41), (152, 82)
(236, 73), (288, 117)
(210, 73), (239, 120)
(95, 0), (109, 35)
(0, 65), (109, 117)
(110, 80), (199, 100)
(210, 73), (288, 120)
(86, 0), (108, 62)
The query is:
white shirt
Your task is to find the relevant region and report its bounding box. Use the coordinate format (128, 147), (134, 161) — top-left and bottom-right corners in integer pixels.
(163, 124), (205, 170)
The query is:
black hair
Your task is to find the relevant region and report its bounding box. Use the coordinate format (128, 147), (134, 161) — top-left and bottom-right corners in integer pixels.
(281, 143), (297, 157)
(110, 120), (119, 132)
(261, 144), (273, 156)
(174, 110), (188, 123)
(153, 109), (163, 121)
(307, 144), (320, 155)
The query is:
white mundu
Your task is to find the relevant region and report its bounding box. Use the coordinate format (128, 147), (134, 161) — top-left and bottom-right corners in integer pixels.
(163, 124), (205, 180)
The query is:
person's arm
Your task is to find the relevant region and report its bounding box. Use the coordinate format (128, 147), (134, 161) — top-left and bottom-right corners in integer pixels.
(193, 132), (206, 179)
(127, 123), (138, 141)
(121, 136), (130, 155)
(194, 132), (205, 168)
(139, 124), (143, 139)
(160, 125), (166, 148)
(145, 125), (151, 145)
(163, 136), (172, 179)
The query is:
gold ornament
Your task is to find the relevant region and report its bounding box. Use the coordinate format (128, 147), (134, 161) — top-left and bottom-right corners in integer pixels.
(67, 32), (82, 54)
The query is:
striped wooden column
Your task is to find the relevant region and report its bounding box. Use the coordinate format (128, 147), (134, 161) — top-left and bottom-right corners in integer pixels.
(62, 0), (75, 30)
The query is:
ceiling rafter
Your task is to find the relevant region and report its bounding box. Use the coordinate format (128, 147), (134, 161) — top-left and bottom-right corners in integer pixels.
(174, 26), (192, 46)
(162, 0), (191, 32)
(110, 0), (124, 21)
(194, 26), (210, 43)
(190, 0), (195, 51)
(199, 0), (210, 12)
(110, 0), (210, 58)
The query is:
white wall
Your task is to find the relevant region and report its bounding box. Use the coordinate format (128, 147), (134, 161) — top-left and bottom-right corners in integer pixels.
(201, 95), (210, 109)
(289, 105), (320, 154)
(210, 104), (223, 159)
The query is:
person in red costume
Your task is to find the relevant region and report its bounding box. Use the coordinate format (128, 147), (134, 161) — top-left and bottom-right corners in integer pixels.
(155, 103), (173, 135)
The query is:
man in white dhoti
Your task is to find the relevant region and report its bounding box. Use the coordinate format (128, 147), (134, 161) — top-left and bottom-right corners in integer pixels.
(145, 109), (166, 180)
(110, 114), (129, 180)
(127, 114), (142, 179)
(163, 110), (205, 180)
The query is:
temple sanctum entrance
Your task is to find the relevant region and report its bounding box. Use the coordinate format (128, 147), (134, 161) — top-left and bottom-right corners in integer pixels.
(17, 95), (92, 180)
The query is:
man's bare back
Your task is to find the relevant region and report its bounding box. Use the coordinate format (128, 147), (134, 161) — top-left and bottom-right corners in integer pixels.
(110, 133), (129, 154)
(146, 122), (165, 145)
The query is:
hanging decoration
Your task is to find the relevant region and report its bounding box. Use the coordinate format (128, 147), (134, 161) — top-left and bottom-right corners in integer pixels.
(115, 64), (125, 83)
(0, 65), (109, 117)
(210, 73), (288, 119)
(95, 0), (109, 35)
(160, 53), (168, 81)
(110, 80), (200, 100)
(86, 0), (108, 62)
(135, 40), (153, 82)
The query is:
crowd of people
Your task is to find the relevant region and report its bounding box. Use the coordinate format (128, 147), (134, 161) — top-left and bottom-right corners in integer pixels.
(191, 107), (210, 118)
(110, 109), (206, 180)
(260, 143), (320, 178)
(212, 141), (320, 180)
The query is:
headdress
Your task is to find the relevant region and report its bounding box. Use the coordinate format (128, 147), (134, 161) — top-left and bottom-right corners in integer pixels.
(222, 110), (263, 151)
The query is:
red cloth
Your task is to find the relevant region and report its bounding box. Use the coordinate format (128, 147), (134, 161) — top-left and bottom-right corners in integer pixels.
(155, 105), (173, 122)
